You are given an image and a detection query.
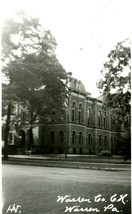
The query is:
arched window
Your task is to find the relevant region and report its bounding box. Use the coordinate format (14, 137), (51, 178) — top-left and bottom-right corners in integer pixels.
(78, 103), (83, 124)
(104, 136), (107, 147)
(50, 131), (55, 144)
(104, 111), (107, 128)
(88, 134), (91, 145)
(98, 110), (102, 128)
(111, 114), (116, 130)
(79, 132), (83, 144)
(87, 107), (92, 126)
(72, 102), (76, 122)
(58, 131), (64, 144)
(72, 131), (76, 144)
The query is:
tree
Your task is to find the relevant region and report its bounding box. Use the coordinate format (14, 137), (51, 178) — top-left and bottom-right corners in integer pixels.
(97, 39), (131, 160)
(2, 11), (68, 159)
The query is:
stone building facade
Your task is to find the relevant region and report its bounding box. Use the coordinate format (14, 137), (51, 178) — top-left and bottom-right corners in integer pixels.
(2, 77), (124, 155)
(37, 77), (124, 155)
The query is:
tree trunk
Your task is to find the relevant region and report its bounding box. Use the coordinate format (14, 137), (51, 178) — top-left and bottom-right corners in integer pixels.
(4, 103), (11, 160)
(28, 112), (34, 150)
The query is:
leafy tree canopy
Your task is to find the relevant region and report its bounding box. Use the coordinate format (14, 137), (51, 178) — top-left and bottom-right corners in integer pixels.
(2, 11), (68, 123)
(97, 39), (131, 128)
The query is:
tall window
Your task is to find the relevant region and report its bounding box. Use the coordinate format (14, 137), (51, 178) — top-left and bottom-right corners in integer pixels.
(72, 131), (76, 144)
(98, 110), (102, 128)
(104, 136), (107, 147)
(72, 102), (76, 122)
(111, 114), (116, 130)
(110, 113), (112, 129)
(88, 134), (91, 145)
(87, 107), (92, 126)
(78, 103), (83, 124)
(50, 131), (55, 144)
(104, 111), (107, 128)
(58, 131), (64, 144)
(79, 132), (83, 144)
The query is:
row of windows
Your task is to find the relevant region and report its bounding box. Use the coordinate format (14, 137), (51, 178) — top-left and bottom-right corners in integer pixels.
(49, 130), (89, 145)
(71, 102), (108, 128)
(72, 132), (93, 145)
(72, 102), (107, 116)
(72, 132), (109, 147)
(19, 103), (118, 131)
(49, 131), (118, 147)
(72, 107), (92, 125)
(98, 135), (117, 146)
(49, 131), (64, 144)
(72, 131), (83, 144)
(98, 135), (108, 146)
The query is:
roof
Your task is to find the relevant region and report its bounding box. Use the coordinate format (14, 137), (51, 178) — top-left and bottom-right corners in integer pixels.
(68, 77), (85, 91)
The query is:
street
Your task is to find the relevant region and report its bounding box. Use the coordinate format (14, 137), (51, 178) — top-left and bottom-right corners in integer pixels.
(2, 164), (131, 214)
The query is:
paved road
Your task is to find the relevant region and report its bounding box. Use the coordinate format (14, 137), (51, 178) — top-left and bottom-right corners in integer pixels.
(2, 164), (131, 214)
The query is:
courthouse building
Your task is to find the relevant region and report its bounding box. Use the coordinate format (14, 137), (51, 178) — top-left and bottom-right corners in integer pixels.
(38, 77), (123, 155)
(3, 77), (124, 155)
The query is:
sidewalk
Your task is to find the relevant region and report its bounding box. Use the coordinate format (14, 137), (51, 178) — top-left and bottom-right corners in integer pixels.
(2, 154), (131, 171)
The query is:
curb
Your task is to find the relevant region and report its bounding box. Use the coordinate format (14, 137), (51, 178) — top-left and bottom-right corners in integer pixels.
(2, 160), (131, 172)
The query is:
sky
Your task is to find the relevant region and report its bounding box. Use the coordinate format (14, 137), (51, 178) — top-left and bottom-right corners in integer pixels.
(1, 0), (131, 97)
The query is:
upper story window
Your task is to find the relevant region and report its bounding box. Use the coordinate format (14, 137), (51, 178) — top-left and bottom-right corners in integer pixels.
(111, 114), (116, 130)
(98, 110), (102, 128)
(110, 113), (112, 129)
(78, 103), (83, 124)
(87, 107), (92, 126)
(72, 101), (76, 122)
(104, 111), (107, 129)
